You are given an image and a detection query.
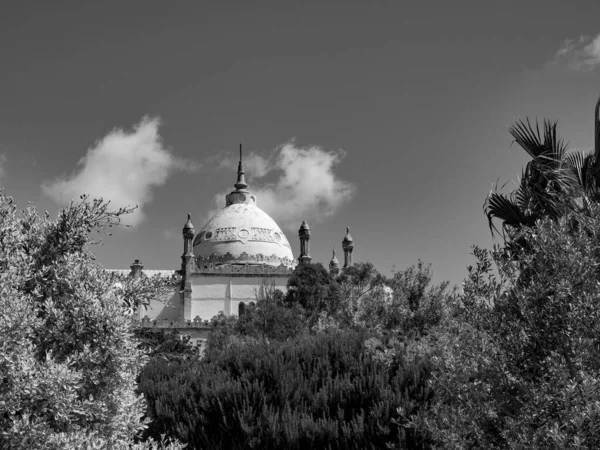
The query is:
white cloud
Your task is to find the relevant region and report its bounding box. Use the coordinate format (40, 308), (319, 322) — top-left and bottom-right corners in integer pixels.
(552, 33), (600, 71)
(207, 142), (355, 229)
(42, 116), (200, 226)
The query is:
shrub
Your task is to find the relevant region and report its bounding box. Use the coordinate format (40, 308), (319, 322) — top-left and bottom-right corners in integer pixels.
(139, 330), (433, 449)
(419, 209), (600, 449)
(0, 193), (181, 449)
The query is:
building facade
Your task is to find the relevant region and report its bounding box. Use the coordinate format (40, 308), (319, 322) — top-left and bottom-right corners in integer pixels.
(126, 146), (355, 339)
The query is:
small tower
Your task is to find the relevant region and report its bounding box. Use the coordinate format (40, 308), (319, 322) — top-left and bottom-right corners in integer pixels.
(329, 247), (340, 276)
(181, 213), (195, 277)
(342, 226), (354, 268)
(130, 259), (144, 279)
(182, 213), (195, 256)
(298, 220), (312, 265)
(180, 213), (195, 321)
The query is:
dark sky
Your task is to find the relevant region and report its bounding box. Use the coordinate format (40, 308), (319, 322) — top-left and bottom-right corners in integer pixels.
(1, 0), (600, 287)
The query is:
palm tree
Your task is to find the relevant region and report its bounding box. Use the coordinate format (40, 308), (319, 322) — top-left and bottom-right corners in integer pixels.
(485, 95), (600, 240)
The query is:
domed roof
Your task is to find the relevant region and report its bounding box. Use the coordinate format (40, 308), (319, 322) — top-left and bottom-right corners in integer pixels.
(193, 203), (294, 267)
(193, 146), (294, 268)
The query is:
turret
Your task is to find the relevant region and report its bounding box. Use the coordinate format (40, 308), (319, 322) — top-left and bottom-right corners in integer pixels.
(298, 220), (312, 265)
(180, 214), (195, 321)
(182, 213), (195, 255)
(342, 226), (354, 268)
(130, 259), (144, 279)
(329, 247), (340, 276)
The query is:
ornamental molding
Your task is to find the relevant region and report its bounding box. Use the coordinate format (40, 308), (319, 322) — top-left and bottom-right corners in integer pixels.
(138, 315), (211, 329)
(195, 252), (295, 274)
(193, 226), (291, 248)
(194, 263), (294, 275)
(196, 252), (295, 269)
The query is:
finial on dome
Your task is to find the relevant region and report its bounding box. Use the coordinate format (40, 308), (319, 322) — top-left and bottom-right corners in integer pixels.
(329, 246), (340, 275)
(234, 143), (248, 190)
(183, 213), (194, 231)
(343, 226), (353, 244)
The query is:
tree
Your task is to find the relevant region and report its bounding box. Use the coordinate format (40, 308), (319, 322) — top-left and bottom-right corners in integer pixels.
(419, 208), (600, 449)
(205, 281), (307, 354)
(0, 193), (182, 449)
(386, 261), (451, 335)
(485, 99), (600, 245)
(284, 263), (340, 320)
(485, 118), (576, 237)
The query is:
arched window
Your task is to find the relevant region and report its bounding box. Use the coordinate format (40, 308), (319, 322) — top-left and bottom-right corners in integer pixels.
(238, 302), (246, 316)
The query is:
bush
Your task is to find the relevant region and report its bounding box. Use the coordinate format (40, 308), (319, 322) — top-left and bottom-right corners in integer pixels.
(0, 193), (181, 449)
(420, 209), (600, 449)
(139, 330), (433, 449)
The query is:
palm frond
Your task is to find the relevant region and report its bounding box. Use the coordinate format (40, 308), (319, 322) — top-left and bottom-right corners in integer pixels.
(509, 118), (568, 165)
(484, 191), (535, 237)
(565, 150), (594, 193)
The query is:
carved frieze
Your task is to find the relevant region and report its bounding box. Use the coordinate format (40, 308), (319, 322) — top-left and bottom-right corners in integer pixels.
(194, 226), (291, 248)
(195, 252), (295, 274)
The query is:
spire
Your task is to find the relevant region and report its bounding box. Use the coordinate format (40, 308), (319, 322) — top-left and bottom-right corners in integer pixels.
(342, 226), (354, 268)
(182, 213), (195, 256)
(329, 246), (340, 275)
(234, 143), (248, 190)
(342, 226), (353, 245)
(225, 144), (256, 206)
(183, 212), (194, 231)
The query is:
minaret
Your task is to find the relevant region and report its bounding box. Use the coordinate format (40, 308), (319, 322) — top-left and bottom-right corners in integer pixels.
(226, 144), (256, 206)
(342, 226), (354, 268)
(130, 259), (144, 279)
(181, 213), (195, 321)
(298, 220), (312, 265)
(182, 213), (195, 256)
(329, 247), (340, 276)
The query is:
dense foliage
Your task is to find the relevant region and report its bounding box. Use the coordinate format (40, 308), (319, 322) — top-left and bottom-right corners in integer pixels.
(7, 108), (600, 449)
(139, 261), (450, 449)
(414, 208), (600, 449)
(0, 193), (182, 449)
(139, 330), (433, 449)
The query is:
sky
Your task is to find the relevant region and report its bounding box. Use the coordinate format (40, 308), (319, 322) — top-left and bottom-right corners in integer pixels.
(1, 0), (600, 288)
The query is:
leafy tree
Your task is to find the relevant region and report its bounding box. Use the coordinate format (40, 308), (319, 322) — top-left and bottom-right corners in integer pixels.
(284, 263), (340, 320)
(237, 281), (307, 343)
(484, 105), (600, 247)
(419, 208), (600, 449)
(386, 261), (452, 336)
(0, 193), (182, 449)
(335, 262), (387, 327)
(205, 281), (307, 353)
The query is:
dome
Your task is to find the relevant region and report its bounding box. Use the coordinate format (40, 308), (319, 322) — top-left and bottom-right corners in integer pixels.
(193, 203), (295, 267)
